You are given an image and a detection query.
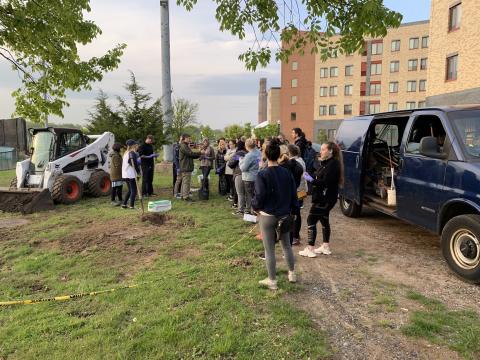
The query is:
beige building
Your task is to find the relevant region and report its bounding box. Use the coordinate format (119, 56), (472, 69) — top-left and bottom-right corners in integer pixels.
(427, 0), (480, 105)
(267, 87), (281, 125)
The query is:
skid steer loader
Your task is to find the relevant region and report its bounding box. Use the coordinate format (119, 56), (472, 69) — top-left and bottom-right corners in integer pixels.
(0, 127), (115, 214)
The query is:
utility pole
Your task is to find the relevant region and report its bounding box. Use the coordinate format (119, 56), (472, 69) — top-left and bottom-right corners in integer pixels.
(160, 0), (173, 162)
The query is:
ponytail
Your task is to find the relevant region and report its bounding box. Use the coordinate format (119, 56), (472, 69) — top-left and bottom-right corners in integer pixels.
(326, 141), (344, 187)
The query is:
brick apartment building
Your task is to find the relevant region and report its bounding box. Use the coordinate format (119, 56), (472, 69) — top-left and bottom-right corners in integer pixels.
(278, 0), (480, 142)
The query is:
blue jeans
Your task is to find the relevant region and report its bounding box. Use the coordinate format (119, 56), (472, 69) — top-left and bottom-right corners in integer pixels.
(123, 178), (137, 207)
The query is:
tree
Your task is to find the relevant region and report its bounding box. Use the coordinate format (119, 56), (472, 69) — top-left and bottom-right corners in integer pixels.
(243, 122), (253, 138)
(171, 98), (199, 140)
(177, 0), (402, 70)
(253, 124), (279, 140)
(224, 124), (245, 140)
(199, 125), (216, 141)
(86, 73), (163, 145)
(86, 90), (127, 142)
(0, 0), (126, 123)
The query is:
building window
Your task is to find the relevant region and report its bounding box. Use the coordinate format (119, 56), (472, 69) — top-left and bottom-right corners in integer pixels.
(449, 3), (461, 31)
(344, 104), (352, 115)
(320, 67), (329, 78)
(370, 63), (382, 75)
(388, 102), (398, 111)
(291, 79), (298, 88)
(369, 103), (380, 114)
(320, 87), (328, 97)
(292, 61), (298, 70)
(446, 54), (458, 81)
(420, 58), (428, 70)
(290, 112), (296, 120)
(291, 95), (297, 104)
(344, 84), (353, 96)
(419, 79), (427, 92)
(407, 80), (417, 92)
(406, 102), (416, 110)
(329, 105), (337, 115)
(390, 61), (400, 73)
(371, 42), (383, 55)
(369, 83), (381, 95)
(409, 37), (419, 49)
(345, 65), (354, 76)
(391, 40), (400, 52)
(327, 129), (337, 140)
(330, 66), (338, 77)
(360, 82), (366, 96)
(408, 59), (418, 71)
(389, 81), (399, 93)
(319, 106), (327, 116)
(418, 101), (426, 108)
(329, 86), (338, 96)
(421, 36), (429, 48)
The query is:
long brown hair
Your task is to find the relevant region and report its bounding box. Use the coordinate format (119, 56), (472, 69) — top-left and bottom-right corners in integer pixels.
(325, 141), (344, 187)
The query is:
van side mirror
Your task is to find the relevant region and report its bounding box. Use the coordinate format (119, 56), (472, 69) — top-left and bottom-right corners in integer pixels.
(419, 136), (447, 160)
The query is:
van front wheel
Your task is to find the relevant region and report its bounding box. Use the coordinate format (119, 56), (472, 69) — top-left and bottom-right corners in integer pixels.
(339, 196), (362, 218)
(441, 214), (480, 284)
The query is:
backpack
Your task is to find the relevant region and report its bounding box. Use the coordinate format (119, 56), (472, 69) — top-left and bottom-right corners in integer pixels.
(304, 146), (318, 174)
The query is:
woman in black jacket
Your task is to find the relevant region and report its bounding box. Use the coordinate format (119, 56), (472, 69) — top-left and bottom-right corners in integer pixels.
(215, 138), (228, 195)
(299, 141), (343, 258)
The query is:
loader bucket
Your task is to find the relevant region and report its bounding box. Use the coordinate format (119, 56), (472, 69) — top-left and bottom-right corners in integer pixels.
(0, 187), (55, 214)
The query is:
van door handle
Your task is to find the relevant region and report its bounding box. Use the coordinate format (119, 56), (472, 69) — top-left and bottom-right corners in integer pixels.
(355, 155), (359, 168)
(398, 158), (404, 170)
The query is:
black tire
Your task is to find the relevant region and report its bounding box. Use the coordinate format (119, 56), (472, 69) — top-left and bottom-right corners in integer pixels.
(441, 214), (480, 284)
(10, 177), (17, 189)
(52, 175), (83, 205)
(88, 170), (111, 197)
(339, 195), (362, 217)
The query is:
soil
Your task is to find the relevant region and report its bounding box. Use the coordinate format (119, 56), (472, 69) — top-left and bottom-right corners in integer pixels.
(0, 218), (30, 229)
(141, 213), (169, 226)
(0, 189), (54, 214)
(287, 199), (480, 359)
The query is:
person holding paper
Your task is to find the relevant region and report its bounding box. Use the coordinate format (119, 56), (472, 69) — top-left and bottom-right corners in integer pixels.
(299, 142), (343, 258)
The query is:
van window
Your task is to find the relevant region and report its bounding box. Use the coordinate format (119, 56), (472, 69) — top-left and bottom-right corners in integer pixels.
(406, 115), (447, 155)
(375, 123), (400, 147)
(449, 110), (480, 158)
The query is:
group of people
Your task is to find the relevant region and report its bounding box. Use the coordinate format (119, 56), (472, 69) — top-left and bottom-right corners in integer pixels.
(109, 135), (159, 209)
(169, 128), (343, 290)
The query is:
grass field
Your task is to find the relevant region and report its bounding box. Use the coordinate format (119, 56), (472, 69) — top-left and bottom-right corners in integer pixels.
(0, 169), (330, 359)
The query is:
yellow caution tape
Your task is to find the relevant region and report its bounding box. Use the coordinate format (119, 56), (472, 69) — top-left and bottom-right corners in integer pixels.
(0, 284), (138, 307)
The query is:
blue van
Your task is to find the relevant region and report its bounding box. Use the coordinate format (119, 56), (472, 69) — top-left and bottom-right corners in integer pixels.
(336, 105), (480, 283)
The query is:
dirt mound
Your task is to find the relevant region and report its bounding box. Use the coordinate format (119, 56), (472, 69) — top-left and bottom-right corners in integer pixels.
(0, 218), (30, 229)
(230, 257), (253, 268)
(0, 189), (54, 214)
(141, 213), (169, 226)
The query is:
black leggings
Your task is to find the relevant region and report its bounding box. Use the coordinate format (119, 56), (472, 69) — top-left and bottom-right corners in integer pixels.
(307, 202), (335, 246)
(111, 185), (123, 202)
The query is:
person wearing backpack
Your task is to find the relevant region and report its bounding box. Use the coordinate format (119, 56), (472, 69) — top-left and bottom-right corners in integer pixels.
(252, 138), (299, 290)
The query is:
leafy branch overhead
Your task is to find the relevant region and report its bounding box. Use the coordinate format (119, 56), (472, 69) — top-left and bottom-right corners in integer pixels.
(0, 0), (126, 122)
(177, 0), (402, 70)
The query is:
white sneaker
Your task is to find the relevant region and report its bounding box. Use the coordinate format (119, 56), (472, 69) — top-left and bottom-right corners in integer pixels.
(259, 278), (278, 290)
(299, 247), (317, 258)
(314, 244), (332, 255)
(288, 271), (297, 283)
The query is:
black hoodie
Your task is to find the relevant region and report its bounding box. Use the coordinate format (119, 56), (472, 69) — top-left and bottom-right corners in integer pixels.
(311, 157), (340, 205)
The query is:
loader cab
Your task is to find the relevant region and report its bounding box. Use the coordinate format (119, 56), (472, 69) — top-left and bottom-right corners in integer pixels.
(29, 128), (86, 173)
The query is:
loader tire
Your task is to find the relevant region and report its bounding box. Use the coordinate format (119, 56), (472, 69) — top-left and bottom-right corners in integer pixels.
(88, 170), (111, 197)
(52, 175), (83, 205)
(10, 177), (17, 189)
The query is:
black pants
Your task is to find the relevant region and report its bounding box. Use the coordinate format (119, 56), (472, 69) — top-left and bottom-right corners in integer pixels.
(307, 202), (335, 246)
(225, 174), (233, 197)
(290, 201), (302, 244)
(111, 185), (123, 202)
(172, 164), (178, 195)
(142, 165), (154, 196)
(218, 174), (228, 195)
(123, 178), (137, 207)
(201, 166), (211, 190)
(244, 180), (255, 213)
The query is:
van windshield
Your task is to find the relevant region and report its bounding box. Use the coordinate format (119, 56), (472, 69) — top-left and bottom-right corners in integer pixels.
(449, 110), (480, 158)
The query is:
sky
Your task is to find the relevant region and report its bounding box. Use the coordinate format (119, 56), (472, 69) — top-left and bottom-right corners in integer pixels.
(0, 0), (431, 130)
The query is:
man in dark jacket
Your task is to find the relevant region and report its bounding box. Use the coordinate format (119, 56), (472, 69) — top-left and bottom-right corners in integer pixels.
(291, 128), (307, 160)
(138, 135), (158, 197)
(179, 133), (200, 201)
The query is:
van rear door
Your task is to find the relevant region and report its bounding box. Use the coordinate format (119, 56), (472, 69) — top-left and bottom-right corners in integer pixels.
(337, 116), (374, 204)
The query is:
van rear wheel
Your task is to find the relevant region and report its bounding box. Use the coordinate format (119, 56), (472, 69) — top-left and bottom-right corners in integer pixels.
(339, 196), (362, 217)
(441, 214), (480, 284)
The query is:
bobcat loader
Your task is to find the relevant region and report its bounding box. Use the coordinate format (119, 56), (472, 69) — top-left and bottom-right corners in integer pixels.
(0, 127), (115, 214)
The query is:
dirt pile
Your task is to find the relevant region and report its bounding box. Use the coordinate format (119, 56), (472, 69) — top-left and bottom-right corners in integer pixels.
(141, 213), (169, 226)
(0, 189), (54, 214)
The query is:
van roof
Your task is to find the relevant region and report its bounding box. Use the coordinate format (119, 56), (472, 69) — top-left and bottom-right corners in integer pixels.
(354, 104), (480, 120)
